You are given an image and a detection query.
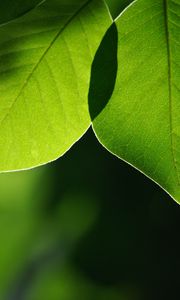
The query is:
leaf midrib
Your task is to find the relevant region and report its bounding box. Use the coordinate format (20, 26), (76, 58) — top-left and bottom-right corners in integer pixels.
(163, 0), (180, 185)
(0, 0), (91, 127)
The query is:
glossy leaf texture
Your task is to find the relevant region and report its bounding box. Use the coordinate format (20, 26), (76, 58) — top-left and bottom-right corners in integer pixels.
(91, 0), (180, 203)
(0, 0), (43, 26)
(0, 0), (111, 172)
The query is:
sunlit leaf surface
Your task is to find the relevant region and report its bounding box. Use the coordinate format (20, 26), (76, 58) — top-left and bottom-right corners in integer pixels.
(0, 0), (111, 172)
(91, 0), (180, 203)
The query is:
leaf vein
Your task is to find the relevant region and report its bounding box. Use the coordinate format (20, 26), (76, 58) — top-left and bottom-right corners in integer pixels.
(0, 0), (91, 128)
(164, 0), (180, 185)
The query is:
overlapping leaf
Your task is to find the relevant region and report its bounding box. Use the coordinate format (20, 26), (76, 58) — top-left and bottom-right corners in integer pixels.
(91, 0), (180, 203)
(106, 0), (134, 18)
(0, 0), (43, 25)
(0, 0), (111, 171)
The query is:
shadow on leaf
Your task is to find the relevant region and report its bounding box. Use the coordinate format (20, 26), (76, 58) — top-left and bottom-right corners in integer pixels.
(88, 23), (118, 121)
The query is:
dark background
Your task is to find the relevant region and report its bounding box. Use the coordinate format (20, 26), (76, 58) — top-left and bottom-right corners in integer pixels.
(0, 128), (179, 300)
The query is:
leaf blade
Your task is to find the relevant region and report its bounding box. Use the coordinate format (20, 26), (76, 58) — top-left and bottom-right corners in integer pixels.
(91, 0), (180, 203)
(0, 0), (43, 26)
(0, 0), (111, 171)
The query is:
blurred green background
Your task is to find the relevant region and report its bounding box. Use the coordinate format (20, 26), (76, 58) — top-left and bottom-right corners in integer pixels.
(0, 1), (179, 300)
(0, 128), (179, 300)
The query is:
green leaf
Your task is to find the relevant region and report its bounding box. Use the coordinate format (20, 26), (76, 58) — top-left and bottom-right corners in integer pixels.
(0, 0), (43, 25)
(0, 0), (111, 172)
(91, 0), (180, 203)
